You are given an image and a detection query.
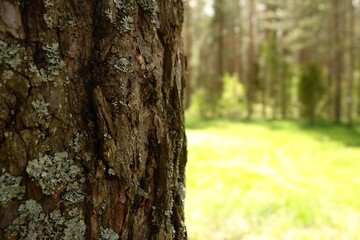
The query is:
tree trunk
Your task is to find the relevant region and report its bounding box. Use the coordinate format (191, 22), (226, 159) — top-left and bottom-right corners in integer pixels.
(246, 0), (256, 119)
(346, 0), (355, 125)
(215, 0), (225, 80)
(0, 1), (187, 239)
(184, 0), (192, 109)
(327, 28), (335, 121)
(333, 0), (343, 123)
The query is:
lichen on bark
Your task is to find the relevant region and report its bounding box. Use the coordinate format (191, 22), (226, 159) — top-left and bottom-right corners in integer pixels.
(26, 151), (85, 196)
(4, 200), (86, 240)
(0, 171), (25, 206)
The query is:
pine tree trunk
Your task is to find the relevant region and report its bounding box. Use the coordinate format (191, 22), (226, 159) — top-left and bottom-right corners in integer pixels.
(333, 0), (343, 123)
(346, 0), (355, 125)
(184, 0), (192, 109)
(246, 0), (256, 119)
(0, 1), (187, 239)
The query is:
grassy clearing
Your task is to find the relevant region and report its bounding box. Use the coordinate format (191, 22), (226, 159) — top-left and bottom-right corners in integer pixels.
(185, 117), (360, 240)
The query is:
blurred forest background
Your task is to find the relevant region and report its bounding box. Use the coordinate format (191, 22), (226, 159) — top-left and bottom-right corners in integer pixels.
(183, 1), (360, 239)
(184, 0), (360, 125)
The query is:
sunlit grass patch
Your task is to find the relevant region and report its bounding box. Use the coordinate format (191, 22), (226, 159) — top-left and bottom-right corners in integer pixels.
(185, 116), (360, 240)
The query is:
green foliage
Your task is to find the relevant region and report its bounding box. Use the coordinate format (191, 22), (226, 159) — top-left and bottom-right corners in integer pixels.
(298, 63), (325, 123)
(186, 88), (211, 118)
(218, 74), (245, 119)
(187, 74), (245, 119)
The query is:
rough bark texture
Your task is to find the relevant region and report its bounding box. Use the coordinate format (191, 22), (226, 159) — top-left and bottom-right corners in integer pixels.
(0, 0), (187, 239)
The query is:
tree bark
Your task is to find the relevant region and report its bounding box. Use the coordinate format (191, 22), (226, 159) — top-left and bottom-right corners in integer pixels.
(0, 0), (187, 239)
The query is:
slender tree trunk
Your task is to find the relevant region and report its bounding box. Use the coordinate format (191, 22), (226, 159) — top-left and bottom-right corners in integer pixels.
(246, 0), (256, 119)
(0, 1), (187, 239)
(346, 0), (355, 125)
(333, 0), (343, 123)
(327, 23), (335, 121)
(262, 30), (271, 119)
(230, 0), (240, 76)
(217, 0), (225, 79)
(238, 4), (245, 85)
(280, 61), (288, 119)
(184, 0), (192, 109)
(261, 62), (268, 119)
(279, 0), (289, 119)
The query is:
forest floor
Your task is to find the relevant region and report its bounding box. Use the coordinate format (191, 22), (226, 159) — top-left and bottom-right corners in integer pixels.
(185, 116), (360, 240)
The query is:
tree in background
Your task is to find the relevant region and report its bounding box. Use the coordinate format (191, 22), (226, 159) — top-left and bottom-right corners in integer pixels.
(332, 0), (344, 123)
(185, 0), (360, 124)
(345, 0), (356, 125)
(244, 0), (257, 119)
(298, 63), (325, 123)
(0, 1), (187, 239)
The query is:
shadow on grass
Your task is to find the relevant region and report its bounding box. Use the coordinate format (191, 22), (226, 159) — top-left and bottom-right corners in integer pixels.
(299, 124), (360, 147)
(186, 116), (360, 147)
(261, 120), (360, 147)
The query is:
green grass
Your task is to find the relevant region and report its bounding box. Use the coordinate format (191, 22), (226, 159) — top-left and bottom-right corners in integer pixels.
(185, 116), (360, 240)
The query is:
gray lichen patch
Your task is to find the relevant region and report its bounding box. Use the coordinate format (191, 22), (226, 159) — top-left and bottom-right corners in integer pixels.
(137, 0), (157, 14)
(43, 43), (64, 65)
(114, 0), (135, 12)
(26, 151), (85, 195)
(42, 42), (66, 81)
(43, 0), (54, 8)
(17, 199), (42, 222)
(0, 40), (22, 69)
(104, 9), (116, 24)
(100, 227), (119, 240)
(62, 182), (85, 206)
(63, 207), (86, 240)
(42, 1), (61, 29)
(27, 63), (44, 85)
(31, 100), (50, 124)
(0, 171), (25, 206)
(137, 0), (159, 30)
(43, 13), (57, 28)
(107, 168), (116, 176)
(25, 42), (67, 86)
(70, 132), (83, 153)
(64, 213), (86, 240)
(114, 0), (125, 10)
(2, 69), (13, 80)
(114, 57), (131, 73)
(5, 200), (86, 240)
(118, 16), (134, 34)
